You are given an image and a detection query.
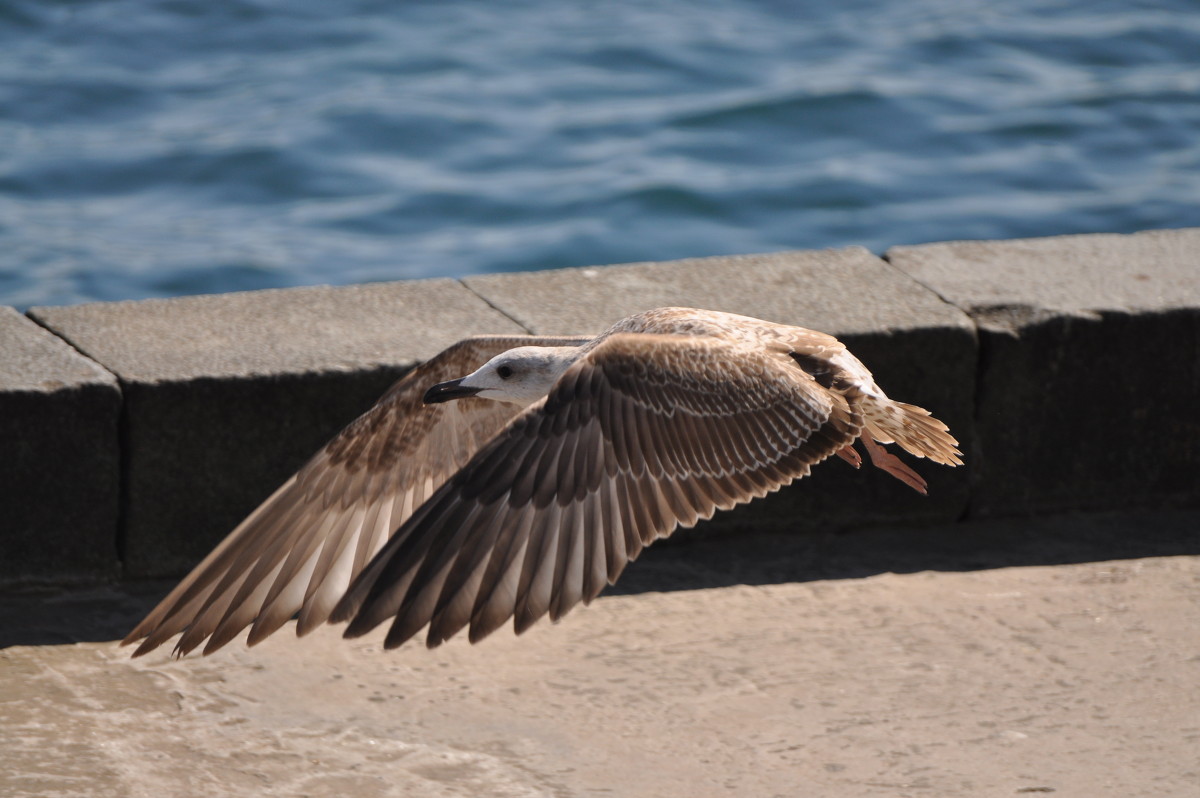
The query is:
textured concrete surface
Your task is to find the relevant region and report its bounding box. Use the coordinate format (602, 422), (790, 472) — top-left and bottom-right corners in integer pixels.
(2, 510), (1197, 798)
(28, 280), (527, 578)
(888, 228), (1200, 517)
(887, 228), (1200, 314)
(0, 307), (120, 586)
(464, 247), (971, 337)
(467, 247), (977, 534)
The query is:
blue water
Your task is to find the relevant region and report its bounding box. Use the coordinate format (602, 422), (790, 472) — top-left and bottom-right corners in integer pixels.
(2, 0), (1198, 309)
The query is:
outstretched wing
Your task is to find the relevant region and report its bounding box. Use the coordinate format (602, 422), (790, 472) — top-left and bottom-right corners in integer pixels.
(332, 332), (865, 650)
(124, 334), (591, 657)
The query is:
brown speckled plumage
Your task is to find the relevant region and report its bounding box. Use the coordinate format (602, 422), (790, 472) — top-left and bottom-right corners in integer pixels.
(125, 308), (960, 658)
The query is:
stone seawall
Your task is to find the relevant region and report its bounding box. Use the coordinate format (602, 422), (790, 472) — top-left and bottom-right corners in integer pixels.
(3, 227), (1197, 587)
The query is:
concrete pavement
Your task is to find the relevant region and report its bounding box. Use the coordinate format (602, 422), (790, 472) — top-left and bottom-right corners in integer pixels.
(2, 510), (1198, 797)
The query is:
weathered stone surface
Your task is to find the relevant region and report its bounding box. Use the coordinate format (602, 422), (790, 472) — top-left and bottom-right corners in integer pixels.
(466, 248), (977, 534)
(30, 281), (527, 578)
(0, 307), (120, 586)
(4, 511), (1198, 798)
(888, 228), (1200, 517)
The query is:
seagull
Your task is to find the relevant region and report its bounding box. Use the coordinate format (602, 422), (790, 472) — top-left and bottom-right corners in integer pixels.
(124, 307), (961, 658)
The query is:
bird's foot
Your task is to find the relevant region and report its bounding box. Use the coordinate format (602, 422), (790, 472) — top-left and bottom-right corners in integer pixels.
(835, 445), (862, 468)
(861, 435), (928, 495)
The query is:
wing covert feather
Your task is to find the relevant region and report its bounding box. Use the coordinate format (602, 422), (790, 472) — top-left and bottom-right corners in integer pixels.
(334, 333), (864, 650)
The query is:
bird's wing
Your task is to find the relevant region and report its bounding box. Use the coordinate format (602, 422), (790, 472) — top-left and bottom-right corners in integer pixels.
(331, 332), (864, 650)
(124, 334), (592, 658)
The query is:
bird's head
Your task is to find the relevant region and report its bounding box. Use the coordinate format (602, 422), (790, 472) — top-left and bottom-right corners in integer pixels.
(423, 345), (581, 407)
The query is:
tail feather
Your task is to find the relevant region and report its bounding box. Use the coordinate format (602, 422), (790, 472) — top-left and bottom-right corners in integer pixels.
(864, 400), (962, 467)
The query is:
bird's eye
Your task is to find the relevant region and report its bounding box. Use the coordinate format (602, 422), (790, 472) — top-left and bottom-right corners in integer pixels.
(496, 365), (514, 380)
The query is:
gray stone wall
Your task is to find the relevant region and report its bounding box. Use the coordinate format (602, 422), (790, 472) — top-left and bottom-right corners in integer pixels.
(3, 228), (1197, 587)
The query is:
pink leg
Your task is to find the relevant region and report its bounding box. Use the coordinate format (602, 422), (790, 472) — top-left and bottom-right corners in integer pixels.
(860, 436), (928, 495)
(835, 445), (862, 469)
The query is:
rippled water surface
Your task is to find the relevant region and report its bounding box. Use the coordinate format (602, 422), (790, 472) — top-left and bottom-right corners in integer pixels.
(2, 0), (1198, 308)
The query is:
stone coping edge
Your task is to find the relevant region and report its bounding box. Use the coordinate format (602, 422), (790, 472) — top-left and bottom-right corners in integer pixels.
(3, 227), (1197, 588)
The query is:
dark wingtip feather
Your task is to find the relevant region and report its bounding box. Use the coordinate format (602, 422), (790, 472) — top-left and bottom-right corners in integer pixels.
(129, 640), (156, 658)
(467, 619), (501, 645)
(341, 611), (380, 639)
(382, 617), (424, 649)
(329, 585), (367, 625)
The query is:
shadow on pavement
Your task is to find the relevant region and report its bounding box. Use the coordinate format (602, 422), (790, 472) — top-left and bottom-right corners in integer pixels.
(2, 508), (1196, 651)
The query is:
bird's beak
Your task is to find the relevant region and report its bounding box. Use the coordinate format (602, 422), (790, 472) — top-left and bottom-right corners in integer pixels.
(423, 378), (483, 404)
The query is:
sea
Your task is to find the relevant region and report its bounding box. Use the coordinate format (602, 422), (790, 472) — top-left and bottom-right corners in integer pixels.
(2, 0), (1198, 309)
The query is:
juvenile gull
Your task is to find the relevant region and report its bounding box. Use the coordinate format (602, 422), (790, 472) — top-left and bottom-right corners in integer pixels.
(125, 307), (962, 657)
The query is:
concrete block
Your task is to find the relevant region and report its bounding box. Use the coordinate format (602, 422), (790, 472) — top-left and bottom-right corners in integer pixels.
(0, 307), (121, 586)
(887, 228), (1200, 516)
(30, 280), (528, 578)
(466, 248), (977, 534)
